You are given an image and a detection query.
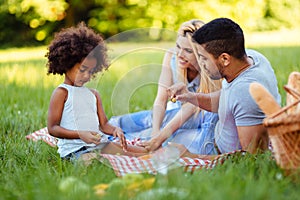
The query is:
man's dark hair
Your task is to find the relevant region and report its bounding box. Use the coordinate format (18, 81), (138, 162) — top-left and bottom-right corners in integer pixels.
(192, 18), (246, 59)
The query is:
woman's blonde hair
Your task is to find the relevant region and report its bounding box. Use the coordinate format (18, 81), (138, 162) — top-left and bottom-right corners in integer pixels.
(176, 19), (222, 94)
(178, 19), (204, 37)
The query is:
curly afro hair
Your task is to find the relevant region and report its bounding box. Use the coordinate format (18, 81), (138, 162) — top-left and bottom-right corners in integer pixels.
(46, 22), (109, 76)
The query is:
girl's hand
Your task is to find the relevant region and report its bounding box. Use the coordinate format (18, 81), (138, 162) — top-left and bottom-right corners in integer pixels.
(113, 127), (127, 151)
(78, 131), (101, 145)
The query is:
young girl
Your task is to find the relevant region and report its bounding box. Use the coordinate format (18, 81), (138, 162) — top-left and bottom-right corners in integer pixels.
(46, 22), (147, 160)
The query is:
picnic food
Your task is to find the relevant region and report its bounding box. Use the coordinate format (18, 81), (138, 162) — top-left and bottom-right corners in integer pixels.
(263, 83), (300, 174)
(171, 97), (177, 103)
(286, 71), (300, 114)
(249, 81), (300, 173)
(249, 82), (281, 116)
(95, 133), (101, 139)
(91, 131), (102, 139)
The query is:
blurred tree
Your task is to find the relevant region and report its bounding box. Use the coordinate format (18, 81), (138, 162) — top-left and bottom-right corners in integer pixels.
(64, 0), (95, 27)
(260, 0), (300, 30)
(0, 0), (300, 47)
(0, 0), (68, 47)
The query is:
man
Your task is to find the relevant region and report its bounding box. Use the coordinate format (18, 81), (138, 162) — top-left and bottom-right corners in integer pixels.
(168, 18), (281, 158)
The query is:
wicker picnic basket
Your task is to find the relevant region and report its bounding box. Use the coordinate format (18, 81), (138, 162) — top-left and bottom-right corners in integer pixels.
(263, 85), (300, 173)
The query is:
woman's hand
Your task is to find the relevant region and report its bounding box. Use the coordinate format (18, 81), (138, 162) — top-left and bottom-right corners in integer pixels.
(113, 127), (127, 151)
(78, 131), (101, 145)
(140, 136), (164, 152)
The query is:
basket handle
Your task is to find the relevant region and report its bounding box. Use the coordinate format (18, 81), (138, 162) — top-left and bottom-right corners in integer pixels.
(284, 85), (300, 100)
(267, 85), (300, 119)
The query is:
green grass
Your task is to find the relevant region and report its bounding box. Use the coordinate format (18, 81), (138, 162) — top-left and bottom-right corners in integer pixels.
(1, 44), (300, 200)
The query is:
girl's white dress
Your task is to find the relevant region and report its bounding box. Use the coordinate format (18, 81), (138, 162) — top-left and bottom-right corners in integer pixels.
(57, 83), (108, 158)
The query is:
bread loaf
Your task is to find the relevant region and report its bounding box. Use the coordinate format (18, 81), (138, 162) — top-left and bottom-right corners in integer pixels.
(249, 82), (281, 117)
(287, 72), (300, 114)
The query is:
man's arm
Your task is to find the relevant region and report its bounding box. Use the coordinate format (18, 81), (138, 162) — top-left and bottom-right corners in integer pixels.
(237, 124), (269, 153)
(193, 91), (220, 113)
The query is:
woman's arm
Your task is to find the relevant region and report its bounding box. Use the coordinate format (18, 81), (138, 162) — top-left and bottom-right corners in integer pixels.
(143, 103), (198, 151)
(151, 51), (174, 135)
(155, 103), (197, 142)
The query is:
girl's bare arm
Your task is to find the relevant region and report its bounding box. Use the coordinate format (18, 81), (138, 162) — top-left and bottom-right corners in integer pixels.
(93, 90), (127, 149)
(47, 87), (79, 138)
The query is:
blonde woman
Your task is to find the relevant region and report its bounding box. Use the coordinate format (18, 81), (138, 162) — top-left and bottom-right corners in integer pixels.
(110, 20), (222, 154)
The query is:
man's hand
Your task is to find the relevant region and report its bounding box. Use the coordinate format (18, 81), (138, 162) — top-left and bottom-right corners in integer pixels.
(167, 82), (188, 101)
(167, 83), (198, 105)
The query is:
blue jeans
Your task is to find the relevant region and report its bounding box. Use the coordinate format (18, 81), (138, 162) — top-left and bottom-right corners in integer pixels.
(163, 111), (219, 155)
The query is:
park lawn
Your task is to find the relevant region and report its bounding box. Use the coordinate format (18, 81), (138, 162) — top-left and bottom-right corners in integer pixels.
(0, 44), (300, 200)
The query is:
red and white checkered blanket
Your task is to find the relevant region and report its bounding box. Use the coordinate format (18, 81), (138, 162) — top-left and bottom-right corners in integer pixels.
(100, 151), (246, 176)
(26, 127), (247, 176)
(25, 127), (58, 147)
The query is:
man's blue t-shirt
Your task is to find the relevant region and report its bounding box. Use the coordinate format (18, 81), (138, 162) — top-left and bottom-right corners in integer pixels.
(215, 49), (281, 153)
